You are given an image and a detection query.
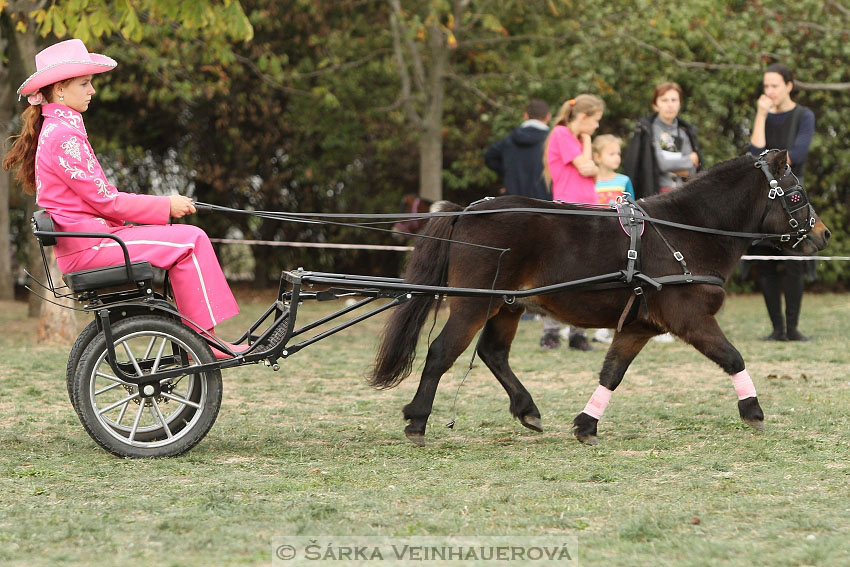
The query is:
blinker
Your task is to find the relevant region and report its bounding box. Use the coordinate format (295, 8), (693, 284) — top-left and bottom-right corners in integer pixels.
(782, 188), (808, 213)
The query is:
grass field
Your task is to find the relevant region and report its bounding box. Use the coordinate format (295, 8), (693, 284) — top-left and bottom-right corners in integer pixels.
(1, 292), (849, 566)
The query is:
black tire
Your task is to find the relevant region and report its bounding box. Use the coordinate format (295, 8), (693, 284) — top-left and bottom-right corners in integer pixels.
(72, 315), (222, 458)
(66, 320), (100, 415)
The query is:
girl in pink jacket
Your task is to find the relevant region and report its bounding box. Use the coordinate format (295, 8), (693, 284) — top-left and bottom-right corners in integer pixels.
(4, 39), (244, 359)
(544, 94), (605, 204)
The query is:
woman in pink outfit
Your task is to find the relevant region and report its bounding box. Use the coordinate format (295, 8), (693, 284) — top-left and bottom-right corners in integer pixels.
(3, 39), (244, 358)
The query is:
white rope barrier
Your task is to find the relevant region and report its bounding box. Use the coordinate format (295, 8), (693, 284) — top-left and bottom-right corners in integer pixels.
(741, 255), (850, 261)
(209, 238), (414, 252)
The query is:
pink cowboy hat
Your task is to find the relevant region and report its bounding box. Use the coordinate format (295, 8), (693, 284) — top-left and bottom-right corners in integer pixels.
(17, 38), (117, 96)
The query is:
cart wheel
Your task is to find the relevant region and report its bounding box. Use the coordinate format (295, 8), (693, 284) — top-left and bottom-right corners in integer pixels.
(66, 319), (100, 415)
(72, 315), (222, 458)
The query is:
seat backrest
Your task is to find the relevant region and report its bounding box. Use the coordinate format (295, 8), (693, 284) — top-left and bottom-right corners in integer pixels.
(31, 210), (57, 246)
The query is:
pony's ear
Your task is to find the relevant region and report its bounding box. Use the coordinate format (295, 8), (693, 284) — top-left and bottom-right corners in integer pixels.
(770, 150), (790, 177)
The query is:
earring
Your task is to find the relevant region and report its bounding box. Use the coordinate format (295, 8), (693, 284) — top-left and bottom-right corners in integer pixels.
(59, 96), (64, 102)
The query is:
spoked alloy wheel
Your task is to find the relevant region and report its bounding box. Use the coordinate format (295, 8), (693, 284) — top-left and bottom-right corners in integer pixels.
(72, 316), (222, 458)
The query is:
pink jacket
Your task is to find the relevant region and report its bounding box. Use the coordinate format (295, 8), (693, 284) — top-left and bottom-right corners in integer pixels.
(35, 103), (171, 258)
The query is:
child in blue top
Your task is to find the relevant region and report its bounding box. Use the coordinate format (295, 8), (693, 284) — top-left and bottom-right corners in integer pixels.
(589, 134), (671, 345)
(592, 134), (635, 205)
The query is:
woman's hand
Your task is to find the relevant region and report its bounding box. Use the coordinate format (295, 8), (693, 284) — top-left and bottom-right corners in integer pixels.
(689, 152), (699, 168)
(169, 195), (196, 218)
(756, 94), (774, 115)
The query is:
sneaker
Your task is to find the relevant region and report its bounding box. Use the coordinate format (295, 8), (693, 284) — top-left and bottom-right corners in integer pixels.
(593, 328), (613, 344)
(539, 333), (561, 350)
(568, 334), (594, 351)
(652, 332), (675, 344)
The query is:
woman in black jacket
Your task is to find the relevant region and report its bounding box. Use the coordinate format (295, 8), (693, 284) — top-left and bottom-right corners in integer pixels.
(746, 64), (816, 342)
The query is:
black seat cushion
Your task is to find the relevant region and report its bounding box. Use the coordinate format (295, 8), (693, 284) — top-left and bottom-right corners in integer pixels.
(63, 262), (154, 293)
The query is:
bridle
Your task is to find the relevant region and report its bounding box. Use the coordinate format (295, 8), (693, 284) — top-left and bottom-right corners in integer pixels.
(753, 149), (816, 248)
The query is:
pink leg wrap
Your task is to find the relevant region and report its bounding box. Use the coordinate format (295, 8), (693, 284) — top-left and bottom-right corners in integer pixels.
(582, 385), (613, 420)
(731, 370), (757, 400)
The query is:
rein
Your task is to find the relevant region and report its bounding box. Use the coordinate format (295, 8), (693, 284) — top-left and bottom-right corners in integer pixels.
(192, 154), (811, 326)
(193, 202), (799, 244)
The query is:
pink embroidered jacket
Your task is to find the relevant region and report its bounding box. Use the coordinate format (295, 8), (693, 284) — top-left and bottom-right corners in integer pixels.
(35, 103), (171, 258)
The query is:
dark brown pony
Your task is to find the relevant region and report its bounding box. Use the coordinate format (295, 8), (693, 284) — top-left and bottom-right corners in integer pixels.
(371, 151), (830, 446)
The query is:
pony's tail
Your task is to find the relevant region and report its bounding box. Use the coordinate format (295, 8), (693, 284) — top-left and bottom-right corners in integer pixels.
(370, 200), (463, 389)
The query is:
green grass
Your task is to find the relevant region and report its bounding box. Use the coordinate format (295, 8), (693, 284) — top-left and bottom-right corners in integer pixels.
(1, 293), (849, 566)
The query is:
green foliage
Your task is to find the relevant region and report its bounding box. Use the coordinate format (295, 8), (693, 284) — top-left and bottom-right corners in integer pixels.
(23, 0), (253, 44)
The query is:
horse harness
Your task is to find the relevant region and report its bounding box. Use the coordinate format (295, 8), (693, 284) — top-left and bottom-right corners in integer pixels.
(610, 197), (722, 330)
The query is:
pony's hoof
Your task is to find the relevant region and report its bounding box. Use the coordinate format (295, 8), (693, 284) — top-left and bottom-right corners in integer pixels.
(744, 418), (765, 432)
(405, 431), (426, 446)
(521, 415), (543, 432)
(575, 433), (598, 446)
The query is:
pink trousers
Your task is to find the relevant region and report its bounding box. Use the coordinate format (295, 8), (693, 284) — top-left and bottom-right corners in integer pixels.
(57, 224), (239, 331)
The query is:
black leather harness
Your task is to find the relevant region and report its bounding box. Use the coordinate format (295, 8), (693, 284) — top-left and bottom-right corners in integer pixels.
(608, 197), (723, 330)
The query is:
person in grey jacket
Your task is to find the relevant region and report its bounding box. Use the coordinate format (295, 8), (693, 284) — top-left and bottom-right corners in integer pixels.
(623, 82), (703, 198)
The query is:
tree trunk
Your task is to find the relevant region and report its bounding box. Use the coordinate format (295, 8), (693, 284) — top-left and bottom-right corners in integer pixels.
(36, 253), (77, 345)
(0, 19), (15, 300)
(25, 193), (42, 317)
(0, 170), (13, 301)
(3, 15), (41, 306)
(417, 23), (450, 203)
(418, 125), (443, 203)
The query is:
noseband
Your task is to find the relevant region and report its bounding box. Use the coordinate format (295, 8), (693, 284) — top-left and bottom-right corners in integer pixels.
(753, 149), (816, 248)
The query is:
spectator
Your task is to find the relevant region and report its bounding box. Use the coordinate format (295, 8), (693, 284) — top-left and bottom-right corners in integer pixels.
(484, 99), (551, 199)
(623, 82), (702, 198)
(746, 63), (816, 341)
(590, 134), (634, 345)
(538, 94), (605, 351)
(592, 134), (634, 205)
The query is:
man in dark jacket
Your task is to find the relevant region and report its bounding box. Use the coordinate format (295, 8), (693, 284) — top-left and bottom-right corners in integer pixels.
(484, 99), (551, 199)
